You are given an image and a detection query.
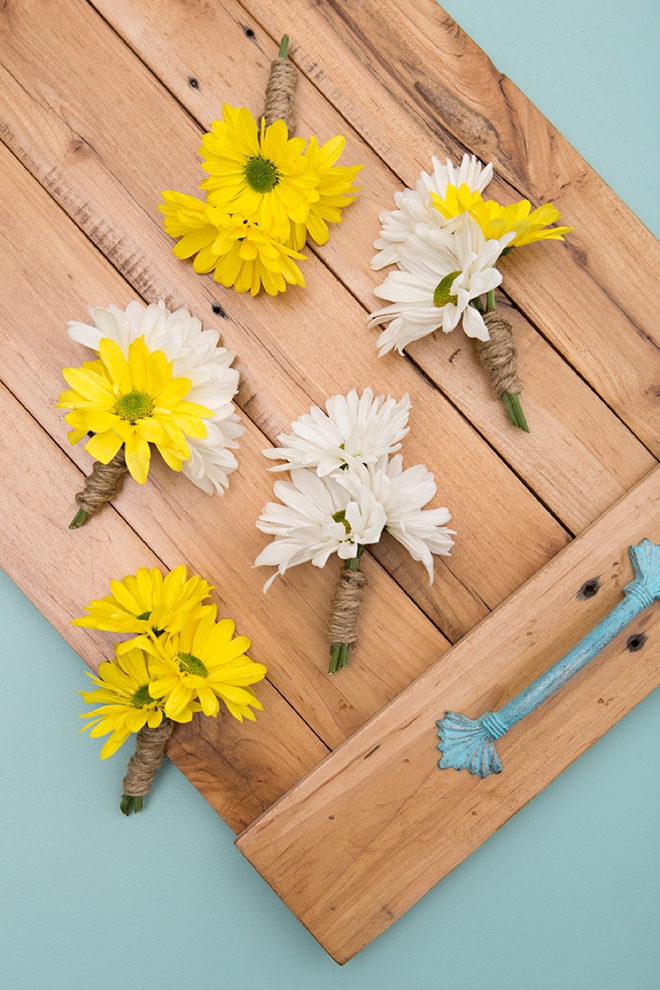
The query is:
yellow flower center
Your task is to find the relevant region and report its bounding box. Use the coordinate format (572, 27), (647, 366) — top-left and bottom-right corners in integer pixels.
(244, 155), (280, 193)
(114, 391), (154, 423)
(332, 509), (352, 535)
(131, 684), (154, 708)
(433, 271), (462, 308)
(178, 652), (209, 677)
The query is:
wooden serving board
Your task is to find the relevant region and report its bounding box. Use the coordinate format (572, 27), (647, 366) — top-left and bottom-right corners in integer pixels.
(1, 0), (658, 961)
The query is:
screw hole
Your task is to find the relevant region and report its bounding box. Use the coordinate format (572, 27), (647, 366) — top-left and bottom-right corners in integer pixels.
(626, 632), (647, 652)
(188, 77), (199, 89)
(577, 577), (601, 600)
(211, 302), (227, 318)
(245, 27), (255, 38)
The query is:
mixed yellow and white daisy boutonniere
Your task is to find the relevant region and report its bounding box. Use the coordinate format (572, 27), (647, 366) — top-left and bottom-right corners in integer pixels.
(77, 565), (266, 814)
(160, 36), (362, 296)
(370, 154), (573, 432)
(58, 300), (243, 528)
(255, 389), (454, 673)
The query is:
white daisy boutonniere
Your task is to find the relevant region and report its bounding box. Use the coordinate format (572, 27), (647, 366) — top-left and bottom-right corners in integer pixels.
(370, 155), (574, 432)
(58, 300), (244, 528)
(255, 390), (454, 673)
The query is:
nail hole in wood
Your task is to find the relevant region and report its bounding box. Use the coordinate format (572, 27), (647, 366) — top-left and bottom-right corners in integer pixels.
(577, 576), (601, 600)
(328, 815), (335, 820)
(211, 302), (227, 318)
(244, 27), (255, 38)
(188, 77), (199, 89)
(626, 632), (647, 652)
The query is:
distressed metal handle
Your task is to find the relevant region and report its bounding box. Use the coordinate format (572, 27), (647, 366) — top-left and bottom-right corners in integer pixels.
(437, 539), (659, 778)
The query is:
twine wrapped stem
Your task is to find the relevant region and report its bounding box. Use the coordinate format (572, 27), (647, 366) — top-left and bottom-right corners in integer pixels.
(263, 34), (297, 132)
(327, 547), (367, 674)
(473, 294), (530, 432)
(120, 719), (174, 816)
(70, 447), (128, 528)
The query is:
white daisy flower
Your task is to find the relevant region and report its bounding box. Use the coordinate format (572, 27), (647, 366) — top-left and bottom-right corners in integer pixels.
(67, 300), (244, 495)
(371, 154), (493, 270)
(369, 217), (510, 354)
(339, 456), (454, 584)
(263, 388), (411, 477)
(254, 470), (387, 591)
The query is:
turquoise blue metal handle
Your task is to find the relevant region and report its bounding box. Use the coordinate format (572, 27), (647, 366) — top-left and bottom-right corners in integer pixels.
(437, 539), (660, 778)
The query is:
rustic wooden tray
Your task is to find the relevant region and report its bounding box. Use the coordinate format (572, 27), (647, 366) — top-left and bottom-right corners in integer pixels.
(1, 0), (658, 963)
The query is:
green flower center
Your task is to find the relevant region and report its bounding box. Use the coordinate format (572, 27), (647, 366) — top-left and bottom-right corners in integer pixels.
(244, 155), (280, 193)
(332, 509), (352, 535)
(131, 684), (154, 708)
(433, 270), (462, 308)
(114, 391), (154, 423)
(136, 610), (164, 637)
(178, 652), (209, 677)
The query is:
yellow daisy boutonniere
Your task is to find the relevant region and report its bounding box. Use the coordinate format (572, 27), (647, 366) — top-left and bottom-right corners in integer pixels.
(77, 567), (267, 815)
(58, 300), (244, 528)
(159, 35), (362, 297)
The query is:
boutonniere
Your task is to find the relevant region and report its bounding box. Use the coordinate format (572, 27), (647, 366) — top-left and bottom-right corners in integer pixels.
(255, 390), (454, 673)
(76, 565), (266, 814)
(160, 36), (362, 296)
(369, 155), (573, 432)
(58, 300), (243, 528)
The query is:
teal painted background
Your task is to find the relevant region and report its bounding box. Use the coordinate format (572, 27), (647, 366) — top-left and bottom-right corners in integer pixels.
(2, 2), (659, 987)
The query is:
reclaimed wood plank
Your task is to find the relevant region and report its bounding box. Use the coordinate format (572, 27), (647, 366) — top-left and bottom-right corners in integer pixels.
(0, 141), (452, 756)
(88, 0), (656, 535)
(0, 379), (325, 831)
(237, 465), (660, 960)
(234, 0), (660, 456)
(0, 0), (572, 643)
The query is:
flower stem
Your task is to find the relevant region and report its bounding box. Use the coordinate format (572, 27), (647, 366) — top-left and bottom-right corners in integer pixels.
(120, 794), (143, 816)
(279, 34), (289, 58)
(328, 548), (364, 674)
(69, 508), (89, 529)
(483, 291), (529, 432)
(503, 392), (530, 432)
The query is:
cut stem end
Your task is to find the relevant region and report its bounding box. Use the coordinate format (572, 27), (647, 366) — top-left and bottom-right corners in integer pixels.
(503, 392), (530, 432)
(279, 34), (289, 58)
(69, 508), (89, 529)
(120, 794), (143, 816)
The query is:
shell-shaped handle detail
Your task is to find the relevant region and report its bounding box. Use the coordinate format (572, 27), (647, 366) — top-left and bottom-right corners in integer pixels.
(437, 540), (660, 778)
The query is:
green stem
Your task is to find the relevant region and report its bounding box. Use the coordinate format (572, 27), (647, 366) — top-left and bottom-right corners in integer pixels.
(120, 794), (143, 816)
(69, 508), (89, 529)
(279, 34), (289, 58)
(328, 547), (364, 674)
(502, 392), (530, 432)
(471, 295), (484, 313)
(486, 289), (496, 312)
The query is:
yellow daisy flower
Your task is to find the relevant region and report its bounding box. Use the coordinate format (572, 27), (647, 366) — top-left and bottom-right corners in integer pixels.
(159, 191), (306, 296)
(287, 135), (363, 250)
(199, 104), (319, 240)
(57, 336), (213, 484)
(72, 565), (214, 654)
(79, 648), (199, 760)
(147, 605), (267, 722)
(431, 184), (573, 248)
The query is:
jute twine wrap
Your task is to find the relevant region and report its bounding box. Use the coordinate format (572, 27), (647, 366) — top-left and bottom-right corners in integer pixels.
(74, 448), (128, 516)
(326, 568), (368, 645)
(263, 56), (297, 131)
(122, 719), (174, 798)
(474, 310), (522, 397)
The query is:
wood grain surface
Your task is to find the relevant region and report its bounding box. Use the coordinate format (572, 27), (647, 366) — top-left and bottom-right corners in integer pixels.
(1, 0), (658, 957)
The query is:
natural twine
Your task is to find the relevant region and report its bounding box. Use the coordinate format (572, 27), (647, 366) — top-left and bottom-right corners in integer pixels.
(326, 568), (368, 645)
(263, 56), (298, 131)
(122, 719), (174, 798)
(474, 310), (522, 397)
(74, 448), (128, 516)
